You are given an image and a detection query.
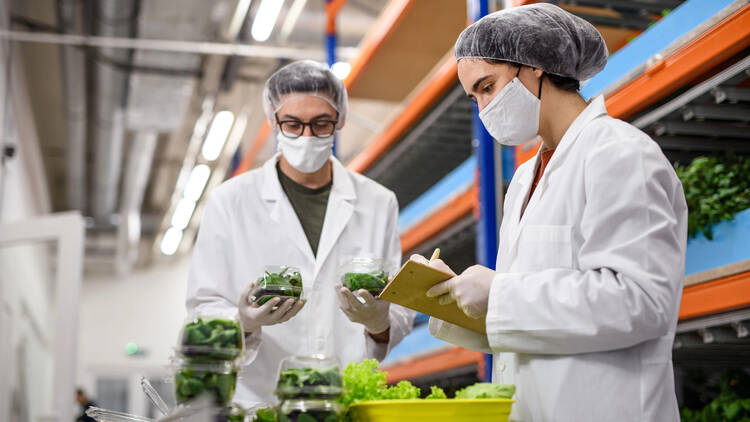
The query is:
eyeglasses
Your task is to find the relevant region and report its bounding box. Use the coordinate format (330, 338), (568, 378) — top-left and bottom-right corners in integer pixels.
(275, 113), (339, 139)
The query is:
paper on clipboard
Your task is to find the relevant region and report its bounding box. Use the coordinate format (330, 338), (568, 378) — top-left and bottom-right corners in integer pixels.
(379, 260), (486, 334)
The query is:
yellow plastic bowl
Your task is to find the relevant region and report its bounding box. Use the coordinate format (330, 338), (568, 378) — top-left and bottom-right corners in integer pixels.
(348, 398), (514, 422)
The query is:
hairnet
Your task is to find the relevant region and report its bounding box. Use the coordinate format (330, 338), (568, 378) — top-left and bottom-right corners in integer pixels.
(454, 3), (607, 82)
(263, 60), (348, 129)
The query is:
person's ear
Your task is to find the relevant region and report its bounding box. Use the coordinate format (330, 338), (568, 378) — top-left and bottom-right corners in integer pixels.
(532, 68), (544, 78)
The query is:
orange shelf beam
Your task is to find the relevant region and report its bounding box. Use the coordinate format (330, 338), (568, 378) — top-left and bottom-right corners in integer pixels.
(679, 270), (750, 320)
(400, 183), (477, 254)
(343, 0), (416, 90)
(347, 57), (458, 174)
(605, 4), (750, 120)
(382, 346), (486, 384)
(232, 121), (270, 176)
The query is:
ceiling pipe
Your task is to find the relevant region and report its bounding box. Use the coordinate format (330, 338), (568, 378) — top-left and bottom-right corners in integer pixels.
(91, 0), (139, 221)
(57, 0), (87, 212)
(116, 131), (157, 275)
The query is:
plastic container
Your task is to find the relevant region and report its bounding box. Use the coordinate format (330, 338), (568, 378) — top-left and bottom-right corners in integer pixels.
(220, 405), (248, 422)
(179, 314), (244, 361)
(275, 355), (342, 400)
(339, 258), (390, 297)
(250, 265), (303, 306)
(347, 399), (514, 422)
(277, 399), (341, 422)
(174, 359), (238, 407)
(84, 407), (153, 422)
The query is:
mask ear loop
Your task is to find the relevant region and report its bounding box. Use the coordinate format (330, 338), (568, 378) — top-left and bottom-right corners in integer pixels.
(518, 66), (545, 100)
(538, 72), (545, 100)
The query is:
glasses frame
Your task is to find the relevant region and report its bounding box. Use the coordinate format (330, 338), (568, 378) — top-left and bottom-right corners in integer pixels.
(275, 112), (340, 139)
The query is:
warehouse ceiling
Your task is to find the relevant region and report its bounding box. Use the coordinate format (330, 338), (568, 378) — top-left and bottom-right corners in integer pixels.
(7, 0), (389, 275)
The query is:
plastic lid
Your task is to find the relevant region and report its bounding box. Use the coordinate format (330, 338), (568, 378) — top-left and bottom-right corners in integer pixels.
(85, 407), (153, 422)
(278, 398), (342, 415)
(178, 315), (245, 362)
(275, 355), (343, 400)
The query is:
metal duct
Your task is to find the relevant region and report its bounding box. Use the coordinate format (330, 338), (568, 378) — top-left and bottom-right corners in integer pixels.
(58, 0), (87, 212)
(116, 131), (157, 275)
(91, 0), (139, 221)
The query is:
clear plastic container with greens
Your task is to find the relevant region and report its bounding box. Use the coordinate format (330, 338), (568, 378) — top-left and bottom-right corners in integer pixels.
(339, 258), (391, 297)
(275, 355), (343, 400)
(179, 314), (244, 361)
(278, 399), (341, 422)
(173, 359), (238, 407)
(250, 265), (304, 306)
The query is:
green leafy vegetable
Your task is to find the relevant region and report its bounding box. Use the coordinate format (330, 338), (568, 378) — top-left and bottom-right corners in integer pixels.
(425, 386), (447, 399)
(181, 317), (242, 360)
(454, 383), (515, 399)
(253, 268), (303, 305)
(675, 155), (750, 239)
(342, 271), (388, 295)
(252, 407), (278, 422)
(278, 410), (338, 422)
(339, 359), (388, 407)
(277, 366), (343, 399)
(382, 380), (420, 400)
(680, 373), (750, 422)
(174, 367), (237, 406)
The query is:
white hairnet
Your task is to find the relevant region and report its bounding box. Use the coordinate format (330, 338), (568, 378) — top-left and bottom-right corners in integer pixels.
(262, 60), (348, 129)
(454, 3), (607, 82)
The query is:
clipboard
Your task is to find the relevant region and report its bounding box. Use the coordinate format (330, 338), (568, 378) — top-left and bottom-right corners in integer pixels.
(379, 260), (486, 334)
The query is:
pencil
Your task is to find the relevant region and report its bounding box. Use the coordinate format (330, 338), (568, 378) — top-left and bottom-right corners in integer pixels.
(429, 248), (441, 262)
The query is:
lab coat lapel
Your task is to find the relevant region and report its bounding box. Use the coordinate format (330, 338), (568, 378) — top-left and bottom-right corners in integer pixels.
(260, 154), (316, 264)
(313, 157), (355, 280)
(503, 96), (608, 267)
(503, 150), (541, 268)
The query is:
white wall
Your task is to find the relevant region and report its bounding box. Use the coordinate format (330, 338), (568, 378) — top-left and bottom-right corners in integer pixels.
(77, 257), (191, 415)
(0, 9), (58, 421)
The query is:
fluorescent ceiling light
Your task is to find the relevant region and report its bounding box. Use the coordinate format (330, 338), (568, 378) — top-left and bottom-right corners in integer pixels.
(279, 0), (307, 42)
(184, 164), (211, 202)
(251, 0), (284, 42)
(331, 61), (351, 80)
(160, 227), (184, 256)
(202, 110), (235, 161)
(171, 198), (197, 231)
(226, 0), (253, 40)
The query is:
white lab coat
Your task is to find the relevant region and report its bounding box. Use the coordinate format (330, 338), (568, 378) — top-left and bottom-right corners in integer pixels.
(187, 154), (415, 408)
(430, 96), (687, 422)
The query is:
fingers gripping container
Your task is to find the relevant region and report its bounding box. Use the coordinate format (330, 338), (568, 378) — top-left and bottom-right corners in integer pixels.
(250, 265), (304, 306)
(275, 355), (343, 400)
(338, 258), (391, 297)
(178, 314), (245, 362)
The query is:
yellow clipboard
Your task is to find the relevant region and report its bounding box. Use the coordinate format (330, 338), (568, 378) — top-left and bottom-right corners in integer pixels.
(379, 260), (486, 334)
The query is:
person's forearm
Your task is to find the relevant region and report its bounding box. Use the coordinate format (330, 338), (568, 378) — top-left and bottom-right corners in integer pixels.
(368, 327), (390, 343)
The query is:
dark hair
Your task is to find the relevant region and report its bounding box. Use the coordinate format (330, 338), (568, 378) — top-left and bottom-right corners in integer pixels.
(481, 58), (580, 92)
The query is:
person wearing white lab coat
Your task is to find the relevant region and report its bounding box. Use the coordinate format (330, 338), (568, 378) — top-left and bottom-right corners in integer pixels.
(412, 5), (688, 421)
(186, 60), (415, 408)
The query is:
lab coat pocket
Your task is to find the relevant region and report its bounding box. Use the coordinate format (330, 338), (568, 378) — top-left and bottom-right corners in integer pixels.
(516, 224), (573, 271)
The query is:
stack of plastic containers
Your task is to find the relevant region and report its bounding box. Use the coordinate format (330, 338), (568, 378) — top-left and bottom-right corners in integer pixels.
(175, 314), (247, 421)
(272, 355), (343, 422)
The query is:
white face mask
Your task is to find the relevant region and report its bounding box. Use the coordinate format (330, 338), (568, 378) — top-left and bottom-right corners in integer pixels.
(277, 133), (334, 173)
(478, 77), (541, 146)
